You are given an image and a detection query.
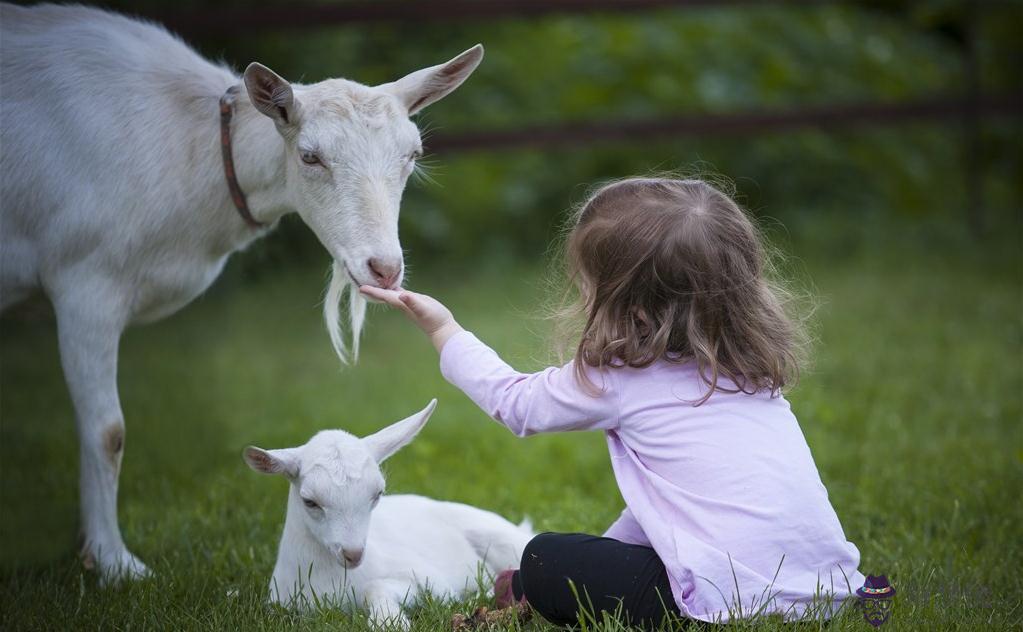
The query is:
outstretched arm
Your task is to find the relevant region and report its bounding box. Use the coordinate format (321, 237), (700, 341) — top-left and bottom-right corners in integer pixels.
(360, 286), (464, 353)
(360, 286), (619, 436)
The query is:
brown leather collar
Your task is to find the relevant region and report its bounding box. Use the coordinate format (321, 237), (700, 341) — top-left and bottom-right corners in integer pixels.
(219, 86), (265, 230)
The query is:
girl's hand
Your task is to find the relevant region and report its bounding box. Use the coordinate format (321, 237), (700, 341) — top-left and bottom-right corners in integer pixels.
(359, 286), (464, 353)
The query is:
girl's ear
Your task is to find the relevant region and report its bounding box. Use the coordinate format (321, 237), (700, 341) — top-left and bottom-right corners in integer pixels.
(243, 446), (300, 478)
(363, 399), (437, 463)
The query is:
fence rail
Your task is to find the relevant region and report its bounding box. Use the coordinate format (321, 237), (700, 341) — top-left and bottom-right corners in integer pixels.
(425, 94), (1022, 153)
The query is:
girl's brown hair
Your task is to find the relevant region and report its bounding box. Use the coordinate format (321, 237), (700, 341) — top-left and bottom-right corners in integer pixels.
(554, 177), (806, 403)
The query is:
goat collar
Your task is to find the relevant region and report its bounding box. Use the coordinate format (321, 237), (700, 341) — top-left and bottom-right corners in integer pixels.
(219, 86), (266, 230)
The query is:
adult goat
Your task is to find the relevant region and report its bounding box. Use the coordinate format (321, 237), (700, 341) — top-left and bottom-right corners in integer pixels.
(0, 2), (482, 581)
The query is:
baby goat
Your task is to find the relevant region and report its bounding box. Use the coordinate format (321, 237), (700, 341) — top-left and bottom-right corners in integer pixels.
(244, 400), (532, 628)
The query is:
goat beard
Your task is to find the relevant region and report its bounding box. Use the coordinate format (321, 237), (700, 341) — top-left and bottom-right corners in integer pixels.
(323, 260), (367, 365)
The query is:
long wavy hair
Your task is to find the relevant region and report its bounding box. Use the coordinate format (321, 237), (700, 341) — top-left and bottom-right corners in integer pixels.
(551, 177), (808, 404)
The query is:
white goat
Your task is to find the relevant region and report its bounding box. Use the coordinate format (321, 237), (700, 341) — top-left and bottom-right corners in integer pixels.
(244, 400), (533, 628)
(0, 2), (483, 582)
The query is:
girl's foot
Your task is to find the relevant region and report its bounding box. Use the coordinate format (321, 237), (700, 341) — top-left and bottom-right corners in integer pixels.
(450, 569), (531, 630)
(494, 569), (527, 609)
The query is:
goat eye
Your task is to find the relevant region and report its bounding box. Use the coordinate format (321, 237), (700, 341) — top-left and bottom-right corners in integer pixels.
(372, 491), (383, 505)
(302, 498), (320, 510)
(300, 151), (321, 166)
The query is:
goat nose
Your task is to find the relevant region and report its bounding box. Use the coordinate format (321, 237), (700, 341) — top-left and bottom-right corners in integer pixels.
(367, 257), (402, 289)
(342, 548), (364, 566)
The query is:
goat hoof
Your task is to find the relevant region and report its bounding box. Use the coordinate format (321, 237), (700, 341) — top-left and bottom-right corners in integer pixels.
(93, 548), (152, 585)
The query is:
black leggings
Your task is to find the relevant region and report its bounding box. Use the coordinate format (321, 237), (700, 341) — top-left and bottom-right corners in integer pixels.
(513, 532), (683, 630)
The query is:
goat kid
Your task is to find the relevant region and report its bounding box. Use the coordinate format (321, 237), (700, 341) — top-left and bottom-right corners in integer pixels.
(244, 400), (533, 629)
(0, 3), (482, 582)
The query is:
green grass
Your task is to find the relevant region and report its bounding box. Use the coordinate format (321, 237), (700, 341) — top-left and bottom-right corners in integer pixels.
(1, 232), (1021, 630)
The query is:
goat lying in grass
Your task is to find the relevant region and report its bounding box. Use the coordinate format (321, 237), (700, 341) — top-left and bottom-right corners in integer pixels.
(244, 400), (533, 628)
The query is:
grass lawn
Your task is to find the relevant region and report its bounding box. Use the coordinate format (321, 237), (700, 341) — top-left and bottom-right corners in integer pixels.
(1, 226), (1020, 630)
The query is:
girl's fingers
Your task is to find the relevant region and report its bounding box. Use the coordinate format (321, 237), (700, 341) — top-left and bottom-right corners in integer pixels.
(359, 285), (402, 306)
(400, 292), (435, 320)
(399, 292), (420, 310)
(360, 286), (423, 323)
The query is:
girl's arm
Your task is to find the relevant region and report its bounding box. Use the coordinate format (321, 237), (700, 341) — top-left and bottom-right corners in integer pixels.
(361, 286), (619, 436)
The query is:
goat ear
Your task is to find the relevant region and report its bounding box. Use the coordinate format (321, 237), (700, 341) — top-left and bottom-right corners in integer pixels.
(244, 446), (300, 477)
(381, 45), (484, 115)
(243, 62), (298, 125)
(363, 399), (437, 463)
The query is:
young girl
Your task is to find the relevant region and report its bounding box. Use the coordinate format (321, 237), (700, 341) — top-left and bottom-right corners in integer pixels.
(362, 177), (863, 628)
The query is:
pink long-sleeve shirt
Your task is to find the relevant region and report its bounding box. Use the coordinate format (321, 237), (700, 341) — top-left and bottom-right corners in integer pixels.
(440, 331), (863, 623)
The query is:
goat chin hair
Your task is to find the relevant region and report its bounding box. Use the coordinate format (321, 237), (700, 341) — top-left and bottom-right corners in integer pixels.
(323, 260), (367, 365)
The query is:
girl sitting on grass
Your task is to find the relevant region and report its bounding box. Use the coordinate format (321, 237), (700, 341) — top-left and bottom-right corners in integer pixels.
(361, 177), (864, 628)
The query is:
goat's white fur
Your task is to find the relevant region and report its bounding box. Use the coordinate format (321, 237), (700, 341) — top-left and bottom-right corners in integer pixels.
(0, 2), (483, 582)
(324, 262), (370, 364)
(245, 400), (533, 629)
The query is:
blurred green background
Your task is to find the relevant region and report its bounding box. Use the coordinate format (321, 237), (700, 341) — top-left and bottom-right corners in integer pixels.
(88, 0), (1023, 265)
(2, 1), (1021, 630)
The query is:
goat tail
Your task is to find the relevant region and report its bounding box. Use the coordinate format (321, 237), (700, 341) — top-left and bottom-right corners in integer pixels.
(323, 261), (367, 365)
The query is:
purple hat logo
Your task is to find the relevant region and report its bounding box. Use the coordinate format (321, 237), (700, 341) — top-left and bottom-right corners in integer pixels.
(856, 575), (895, 628)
